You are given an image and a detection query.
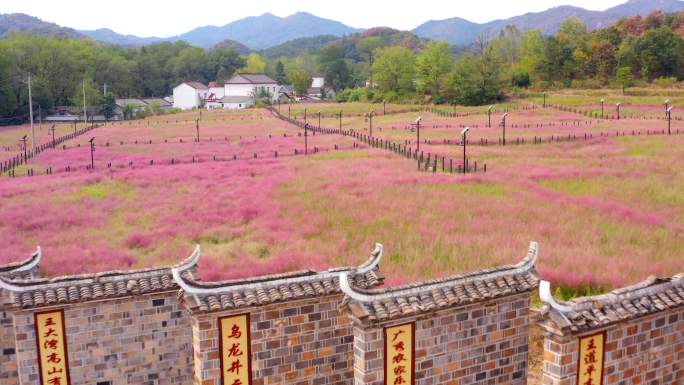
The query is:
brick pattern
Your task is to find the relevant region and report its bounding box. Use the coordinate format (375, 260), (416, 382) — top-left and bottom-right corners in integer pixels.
(353, 293), (531, 385)
(192, 294), (355, 385)
(13, 291), (193, 385)
(542, 307), (684, 385)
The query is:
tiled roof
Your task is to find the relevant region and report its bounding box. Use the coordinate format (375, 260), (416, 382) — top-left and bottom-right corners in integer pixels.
(221, 96), (253, 103)
(175, 244), (385, 313)
(185, 81), (208, 89)
(341, 242), (540, 324)
(538, 274), (684, 335)
(0, 247), (41, 280)
(226, 74), (277, 85)
(0, 247), (199, 309)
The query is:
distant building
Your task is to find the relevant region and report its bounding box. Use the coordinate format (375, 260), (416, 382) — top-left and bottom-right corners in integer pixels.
(142, 98), (173, 112)
(224, 74), (279, 104)
(307, 76), (334, 100)
(173, 82), (210, 110)
(207, 81), (225, 100)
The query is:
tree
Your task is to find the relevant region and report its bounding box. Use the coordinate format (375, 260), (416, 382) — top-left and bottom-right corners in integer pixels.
(416, 41), (454, 103)
(633, 27), (684, 80)
(241, 53), (266, 73)
(372, 46), (415, 94)
(357, 36), (385, 88)
(616, 66), (634, 94)
(97, 93), (117, 120)
(318, 45), (351, 91)
(122, 103), (136, 120)
(288, 70), (311, 97)
(274, 61), (288, 84)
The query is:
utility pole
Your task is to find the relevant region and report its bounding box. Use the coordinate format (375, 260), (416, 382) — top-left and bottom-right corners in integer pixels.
(83, 79), (88, 126)
(28, 73), (36, 155)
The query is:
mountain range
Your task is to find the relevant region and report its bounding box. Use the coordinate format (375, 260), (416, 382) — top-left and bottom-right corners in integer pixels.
(1, 0), (683, 50)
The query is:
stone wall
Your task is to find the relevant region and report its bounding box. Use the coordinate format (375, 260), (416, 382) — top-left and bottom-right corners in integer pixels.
(191, 294), (355, 385)
(13, 291), (193, 385)
(352, 293), (532, 385)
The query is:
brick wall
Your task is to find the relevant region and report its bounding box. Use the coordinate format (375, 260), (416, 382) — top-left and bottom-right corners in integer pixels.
(1, 294), (19, 385)
(13, 291), (193, 385)
(352, 292), (532, 385)
(542, 307), (684, 385)
(191, 294), (355, 385)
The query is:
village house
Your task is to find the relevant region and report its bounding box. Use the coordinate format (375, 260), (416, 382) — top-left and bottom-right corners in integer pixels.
(172, 81), (210, 110)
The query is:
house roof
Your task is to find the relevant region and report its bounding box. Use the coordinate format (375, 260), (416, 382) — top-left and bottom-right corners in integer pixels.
(341, 242), (539, 325)
(174, 243), (385, 313)
(0, 247), (199, 309)
(0, 247), (41, 280)
(185, 81), (208, 90)
(226, 73), (277, 85)
(221, 96), (253, 104)
(538, 273), (684, 335)
(142, 98), (172, 107)
(207, 81), (217, 88)
(116, 98), (147, 108)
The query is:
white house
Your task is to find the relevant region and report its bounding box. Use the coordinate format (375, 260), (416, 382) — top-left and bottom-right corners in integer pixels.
(311, 76), (325, 89)
(172, 82), (210, 110)
(207, 81), (225, 99)
(224, 74), (279, 104)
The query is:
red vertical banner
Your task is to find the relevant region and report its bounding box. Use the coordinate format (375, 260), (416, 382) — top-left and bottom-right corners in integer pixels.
(384, 322), (415, 385)
(35, 309), (71, 385)
(219, 313), (252, 385)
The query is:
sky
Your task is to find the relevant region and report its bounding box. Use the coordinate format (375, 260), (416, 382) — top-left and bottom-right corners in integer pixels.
(3, 0), (630, 37)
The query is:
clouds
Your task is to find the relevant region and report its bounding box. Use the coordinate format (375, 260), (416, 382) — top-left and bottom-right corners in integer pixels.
(3, 0), (627, 37)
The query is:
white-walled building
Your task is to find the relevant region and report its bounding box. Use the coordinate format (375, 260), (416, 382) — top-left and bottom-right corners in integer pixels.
(207, 81), (225, 99)
(172, 82), (210, 110)
(224, 74), (279, 103)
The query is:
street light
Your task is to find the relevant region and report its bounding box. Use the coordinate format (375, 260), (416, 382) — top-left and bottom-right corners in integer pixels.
(317, 110), (322, 129)
(288, 102), (291, 119)
(304, 123), (309, 155)
(667, 106), (673, 135)
(49, 125), (56, 148)
(616, 103), (621, 120)
(383, 100), (387, 115)
(88, 137), (95, 169)
(543, 92), (547, 108)
(501, 113), (509, 146)
(461, 127), (470, 174)
(368, 111), (375, 137)
(487, 105), (494, 128)
(20, 135), (27, 160)
(339, 110), (343, 131)
(304, 108), (307, 124)
(665, 99), (670, 117)
(600, 98), (605, 119)
(414, 117), (422, 152)
(195, 119), (200, 142)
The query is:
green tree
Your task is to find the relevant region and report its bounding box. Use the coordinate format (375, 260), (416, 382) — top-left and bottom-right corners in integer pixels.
(616, 66), (634, 94)
(372, 46), (415, 93)
(633, 27), (684, 80)
(357, 36), (385, 87)
(241, 53), (266, 73)
(274, 61), (288, 84)
(288, 70), (311, 97)
(416, 41), (454, 102)
(97, 92), (117, 120)
(318, 45), (350, 91)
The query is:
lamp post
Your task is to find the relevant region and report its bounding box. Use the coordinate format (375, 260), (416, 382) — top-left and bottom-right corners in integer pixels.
(49, 125), (56, 148)
(461, 127), (470, 174)
(304, 123), (308, 155)
(487, 105), (494, 128)
(20, 135), (27, 161)
(288, 102), (291, 119)
(368, 111), (374, 137)
(89, 137), (95, 169)
(667, 106), (673, 135)
(543, 92), (547, 108)
(664, 99), (670, 118)
(317, 110), (321, 129)
(600, 98), (605, 119)
(195, 119), (200, 142)
(414, 117), (422, 152)
(383, 100), (386, 115)
(339, 110), (343, 131)
(304, 108), (307, 124)
(616, 103), (621, 120)
(501, 113), (509, 146)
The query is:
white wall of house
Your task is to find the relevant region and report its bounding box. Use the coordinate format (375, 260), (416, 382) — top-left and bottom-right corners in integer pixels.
(311, 77), (325, 88)
(173, 83), (201, 110)
(223, 101), (254, 110)
(225, 84), (278, 99)
(210, 87), (225, 99)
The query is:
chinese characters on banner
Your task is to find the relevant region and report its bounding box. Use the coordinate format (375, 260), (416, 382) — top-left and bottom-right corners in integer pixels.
(219, 313), (252, 385)
(577, 332), (605, 385)
(384, 322), (414, 385)
(34, 309), (71, 385)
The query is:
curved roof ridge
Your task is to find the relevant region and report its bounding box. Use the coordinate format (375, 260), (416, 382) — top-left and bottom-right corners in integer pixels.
(0, 247), (41, 274)
(0, 245), (200, 293)
(540, 273), (684, 315)
(173, 243), (383, 295)
(341, 242), (538, 303)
